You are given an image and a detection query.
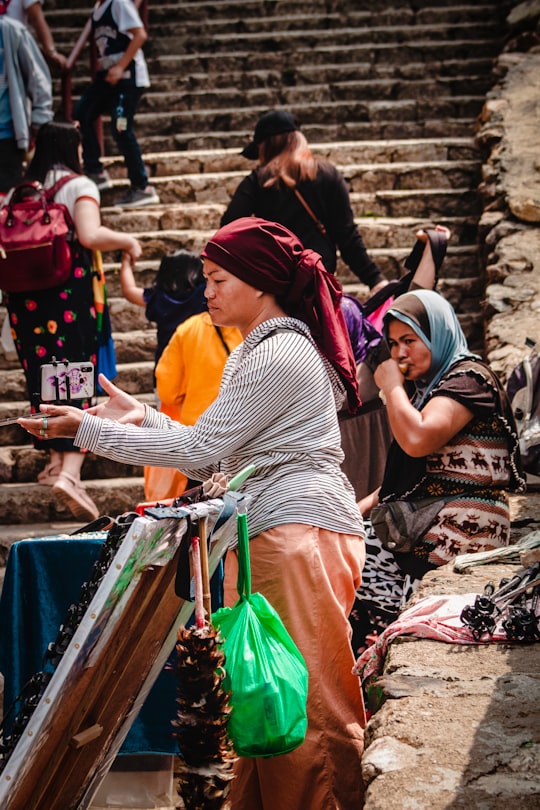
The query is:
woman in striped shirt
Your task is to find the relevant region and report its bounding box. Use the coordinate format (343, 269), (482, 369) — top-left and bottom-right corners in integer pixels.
(20, 217), (367, 810)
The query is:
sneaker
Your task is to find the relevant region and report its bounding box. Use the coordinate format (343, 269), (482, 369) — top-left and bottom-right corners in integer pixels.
(115, 185), (160, 208)
(85, 169), (112, 190)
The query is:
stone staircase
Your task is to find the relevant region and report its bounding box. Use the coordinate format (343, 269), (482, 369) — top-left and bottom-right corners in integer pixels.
(0, 0), (517, 537)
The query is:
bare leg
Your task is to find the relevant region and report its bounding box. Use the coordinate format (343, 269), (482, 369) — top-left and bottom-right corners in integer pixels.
(60, 450), (86, 481)
(52, 451), (99, 522)
(37, 448), (63, 484)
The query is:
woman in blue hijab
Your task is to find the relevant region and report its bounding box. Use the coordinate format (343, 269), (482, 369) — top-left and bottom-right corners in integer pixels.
(352, 288), (525, 652)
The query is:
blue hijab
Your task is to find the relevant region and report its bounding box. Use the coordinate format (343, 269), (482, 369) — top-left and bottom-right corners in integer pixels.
(383, 290), (475, 407)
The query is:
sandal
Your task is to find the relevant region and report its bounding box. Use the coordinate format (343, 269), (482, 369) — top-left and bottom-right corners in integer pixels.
(403, 227), (449, 290)
(37, 463), (62, 486)
(52, 471), (100, 522)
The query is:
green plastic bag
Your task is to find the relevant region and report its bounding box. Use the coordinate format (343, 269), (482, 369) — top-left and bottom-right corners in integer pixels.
(212, 512), (308, 758)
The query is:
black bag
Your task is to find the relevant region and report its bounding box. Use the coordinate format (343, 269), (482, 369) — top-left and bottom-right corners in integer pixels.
(0, 176), (76, 294)
(371, 496), (452, 553)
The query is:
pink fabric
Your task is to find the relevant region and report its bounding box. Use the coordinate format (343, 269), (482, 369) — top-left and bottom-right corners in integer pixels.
(365, 296), (394, 334)
(353, 592), (515, 685)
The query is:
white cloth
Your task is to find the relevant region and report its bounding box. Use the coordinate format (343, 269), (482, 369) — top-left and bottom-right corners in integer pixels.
(75, 317), (365, 540)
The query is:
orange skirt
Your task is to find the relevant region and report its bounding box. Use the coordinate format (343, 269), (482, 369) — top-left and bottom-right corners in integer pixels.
(224, 523), (366, 810)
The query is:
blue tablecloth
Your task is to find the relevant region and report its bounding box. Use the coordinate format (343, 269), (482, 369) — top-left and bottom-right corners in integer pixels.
(0, 534), (181, 756)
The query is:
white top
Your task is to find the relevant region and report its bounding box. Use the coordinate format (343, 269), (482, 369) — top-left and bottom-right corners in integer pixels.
(75, 317), (365, 539)
(44, 169), (100, 217)
(5, 0), (41, 27)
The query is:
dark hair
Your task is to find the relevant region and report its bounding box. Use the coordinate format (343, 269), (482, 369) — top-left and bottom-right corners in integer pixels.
(154, 250), (204, 297)
(25, 121), (82, 183)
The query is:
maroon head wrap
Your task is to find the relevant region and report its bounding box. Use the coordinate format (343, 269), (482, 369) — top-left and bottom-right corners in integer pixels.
(202, 217), (360, 412)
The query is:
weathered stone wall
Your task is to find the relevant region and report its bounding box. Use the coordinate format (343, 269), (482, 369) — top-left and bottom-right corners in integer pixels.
(361, 8), (540, 807)
(476, 2), (540, 380)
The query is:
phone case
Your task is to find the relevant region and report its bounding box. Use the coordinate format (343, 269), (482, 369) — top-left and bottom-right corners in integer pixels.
(41, 362), (95, 402)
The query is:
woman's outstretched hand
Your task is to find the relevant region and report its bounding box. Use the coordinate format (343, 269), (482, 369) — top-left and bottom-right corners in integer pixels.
(18, 404), (84, 440)
(87, 374), (146, 425)
(17, 375), (147, 440)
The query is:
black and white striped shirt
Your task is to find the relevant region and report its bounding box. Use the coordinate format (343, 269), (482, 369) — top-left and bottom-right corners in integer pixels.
(76, 318), (364, 539)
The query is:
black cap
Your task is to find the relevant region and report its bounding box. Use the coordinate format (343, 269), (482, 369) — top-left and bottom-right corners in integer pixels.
(241, 110), (299, 159)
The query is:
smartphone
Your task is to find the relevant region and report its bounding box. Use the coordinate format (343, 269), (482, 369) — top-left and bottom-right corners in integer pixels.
(41, 361), (95, 402)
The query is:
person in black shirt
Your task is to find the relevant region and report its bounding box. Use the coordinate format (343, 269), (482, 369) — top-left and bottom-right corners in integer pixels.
(221, 109), (388, 293)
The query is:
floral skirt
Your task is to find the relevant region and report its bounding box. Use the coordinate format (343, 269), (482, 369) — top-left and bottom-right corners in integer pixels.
(6, 244), (98, 453)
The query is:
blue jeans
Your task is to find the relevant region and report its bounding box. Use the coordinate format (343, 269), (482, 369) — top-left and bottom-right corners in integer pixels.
(73, 70), (148, 190)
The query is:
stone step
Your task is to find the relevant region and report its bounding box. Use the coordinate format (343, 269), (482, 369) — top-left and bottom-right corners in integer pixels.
(155, 0), (510, 21)
(95, 138), (480, 180)
(95, 158), (481, 209)
(0, 477), (145, 525)
(96, 213), (479, 262)
(58, 71), (496, 109)
(128, 80), (494, 115)
(91, 97), (485, 145)
(52, 21), (507, 59)
(0, 442), (143, 484)
(154, 33), (502, 67)
(46, 2), (507, 30)
(94, 188), (481, 252)
(142, 39), (504, 69)
(0, 522), (87, 565)
(57, 57), (499, 100)
(109, 118), (480, 154)
(137, 27), (505, 62)
(98, 210), (477, 252)
(51, 10), (507, 38)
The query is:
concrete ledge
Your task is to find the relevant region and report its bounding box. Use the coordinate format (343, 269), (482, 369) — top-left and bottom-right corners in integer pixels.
(361, 498), (540, 810)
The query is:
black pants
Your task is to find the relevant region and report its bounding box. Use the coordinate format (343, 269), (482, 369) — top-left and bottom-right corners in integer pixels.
(0, 137), (25, 193)
(73, 72), (148, 190)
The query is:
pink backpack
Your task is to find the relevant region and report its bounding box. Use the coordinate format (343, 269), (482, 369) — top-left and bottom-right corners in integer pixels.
(0, 175), (76, 294)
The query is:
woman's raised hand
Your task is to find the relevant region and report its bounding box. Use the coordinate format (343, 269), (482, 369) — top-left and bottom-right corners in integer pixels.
(415, 224), (451, 244)
(409, 224), (451, 290)
(373, 356), (405, 392)
(87, 375), (146, 426)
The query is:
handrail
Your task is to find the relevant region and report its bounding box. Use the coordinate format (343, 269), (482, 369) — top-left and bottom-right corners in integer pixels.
(60, 0), (148, 150)
(61, 19), (93, 122)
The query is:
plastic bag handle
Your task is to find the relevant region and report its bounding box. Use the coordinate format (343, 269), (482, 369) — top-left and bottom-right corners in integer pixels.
(236, 512), (251, 599)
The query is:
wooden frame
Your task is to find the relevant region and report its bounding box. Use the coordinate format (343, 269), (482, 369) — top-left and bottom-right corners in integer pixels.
(0, 499), (236, 810)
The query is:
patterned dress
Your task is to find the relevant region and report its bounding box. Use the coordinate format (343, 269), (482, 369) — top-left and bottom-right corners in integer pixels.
(5, 173), (100, 453)
(351, 359), (525, 652)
